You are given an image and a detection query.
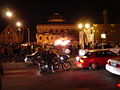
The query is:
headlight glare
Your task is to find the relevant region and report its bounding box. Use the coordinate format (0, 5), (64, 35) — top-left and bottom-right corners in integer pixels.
(76, 56), (80, 61)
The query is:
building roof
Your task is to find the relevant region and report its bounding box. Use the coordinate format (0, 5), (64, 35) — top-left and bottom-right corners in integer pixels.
(47, 13), (66, 23)
(0, 20), (8, 34)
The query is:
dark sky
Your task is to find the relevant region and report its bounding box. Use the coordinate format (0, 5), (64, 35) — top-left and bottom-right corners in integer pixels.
(0, 0), (120, 27)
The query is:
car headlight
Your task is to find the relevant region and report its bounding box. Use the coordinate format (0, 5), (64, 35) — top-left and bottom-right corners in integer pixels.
(76, 56), (80, 61)
(79, 59), (84, 63)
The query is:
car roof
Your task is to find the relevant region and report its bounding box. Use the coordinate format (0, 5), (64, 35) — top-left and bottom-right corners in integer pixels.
(88, 49), (109, 52)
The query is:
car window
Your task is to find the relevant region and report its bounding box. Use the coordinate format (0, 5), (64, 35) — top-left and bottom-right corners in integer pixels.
(104, 51), (117, 57)
(85, 52), (94, 57)
(95, 51), (105, 57)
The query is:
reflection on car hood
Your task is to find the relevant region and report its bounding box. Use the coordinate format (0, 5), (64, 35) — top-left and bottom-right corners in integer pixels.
(26, 52), (38, 57)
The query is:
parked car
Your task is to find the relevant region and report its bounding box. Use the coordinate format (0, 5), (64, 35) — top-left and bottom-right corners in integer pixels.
(75, 49), (120, 70)
(24, 51), (40, 64)
(106, 57), (120, 75)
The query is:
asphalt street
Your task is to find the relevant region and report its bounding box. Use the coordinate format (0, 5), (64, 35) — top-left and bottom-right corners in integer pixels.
(1, 57), (120, 90)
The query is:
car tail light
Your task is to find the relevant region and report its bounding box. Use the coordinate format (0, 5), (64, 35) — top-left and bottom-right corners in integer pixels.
(76, 56), (80, 61)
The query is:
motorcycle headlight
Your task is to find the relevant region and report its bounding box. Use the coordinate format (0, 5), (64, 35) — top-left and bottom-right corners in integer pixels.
(60, 57), (64, 60)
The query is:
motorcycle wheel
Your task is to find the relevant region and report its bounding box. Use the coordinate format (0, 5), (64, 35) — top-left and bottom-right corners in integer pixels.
(62, 61), (71, 71)
(40, 66), (47, 72)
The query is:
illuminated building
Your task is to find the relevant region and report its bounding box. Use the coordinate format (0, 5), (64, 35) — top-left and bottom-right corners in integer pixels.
(93, 24), (120, 47)
(36, 13), (120, 48)
(36, 13), (78, 45)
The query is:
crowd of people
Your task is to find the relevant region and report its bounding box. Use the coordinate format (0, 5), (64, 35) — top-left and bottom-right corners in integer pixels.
(0, 44), (33, 61)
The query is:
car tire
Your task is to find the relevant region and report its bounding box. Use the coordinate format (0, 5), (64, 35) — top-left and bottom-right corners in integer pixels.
(89, 63), (98, 70)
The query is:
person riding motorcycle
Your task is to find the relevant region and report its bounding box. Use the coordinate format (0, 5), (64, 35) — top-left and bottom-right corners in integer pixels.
(39, 49), (58, 73)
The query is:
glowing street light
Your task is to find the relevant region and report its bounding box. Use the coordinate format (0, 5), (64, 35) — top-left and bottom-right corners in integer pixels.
(77, 23), (91, 49)
(78, 23), (90, 29)
(85, 23), (90, 29)
(77, 23), (83, 29)
(16, 21), (22, 27)
(6, 11), (13, 18)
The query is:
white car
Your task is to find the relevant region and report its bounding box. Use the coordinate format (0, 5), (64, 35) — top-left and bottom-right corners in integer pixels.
(24, 52), (40, 64)
(106, 57), (120, 75)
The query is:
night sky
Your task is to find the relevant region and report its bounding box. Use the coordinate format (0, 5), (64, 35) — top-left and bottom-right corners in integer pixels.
(0, 0), (120, 32)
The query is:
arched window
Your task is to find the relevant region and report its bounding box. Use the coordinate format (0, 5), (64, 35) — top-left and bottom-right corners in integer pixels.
(39, 37), (42, 40)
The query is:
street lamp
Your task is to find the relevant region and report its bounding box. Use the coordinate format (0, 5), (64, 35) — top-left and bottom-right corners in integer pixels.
(16, 22), (30, 45)
(22, 24), (30, 44)
(16, 21), (22, 43)
(6, 11), (13, 18)
(77, 23), (90, 49)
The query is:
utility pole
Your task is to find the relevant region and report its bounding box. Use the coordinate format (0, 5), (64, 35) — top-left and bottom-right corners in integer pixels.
(27, 27), (30, 44)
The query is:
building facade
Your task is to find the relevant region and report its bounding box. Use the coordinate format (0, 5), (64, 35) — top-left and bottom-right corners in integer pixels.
(0, 24), (24, 44)
(93, 24), (120, 47)
(36, 13), (79, 45)
(36, 13), (120, 48)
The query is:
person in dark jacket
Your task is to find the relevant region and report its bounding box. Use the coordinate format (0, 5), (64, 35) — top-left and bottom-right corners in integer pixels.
(41, 50), (57, 73)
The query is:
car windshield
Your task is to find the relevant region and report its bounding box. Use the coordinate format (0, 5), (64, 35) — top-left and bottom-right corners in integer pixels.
(85, 52), (94, 57)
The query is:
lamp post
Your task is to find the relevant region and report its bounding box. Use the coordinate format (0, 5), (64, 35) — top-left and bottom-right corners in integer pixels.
(27, 27), (30, 44)
(16, 21), (22, 43)
(16, 22), (30, 45)
(77, 23), (90, 49)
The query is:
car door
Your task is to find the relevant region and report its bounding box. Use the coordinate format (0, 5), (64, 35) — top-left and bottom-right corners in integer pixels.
(93, 51), (106, 66)
(103, 51), (118, 64)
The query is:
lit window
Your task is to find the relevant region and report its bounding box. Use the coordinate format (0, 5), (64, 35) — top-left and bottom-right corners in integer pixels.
(101, 33), (106, 39)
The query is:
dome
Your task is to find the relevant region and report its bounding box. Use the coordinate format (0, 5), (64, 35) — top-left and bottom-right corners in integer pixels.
(48, 13), (66, 22)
